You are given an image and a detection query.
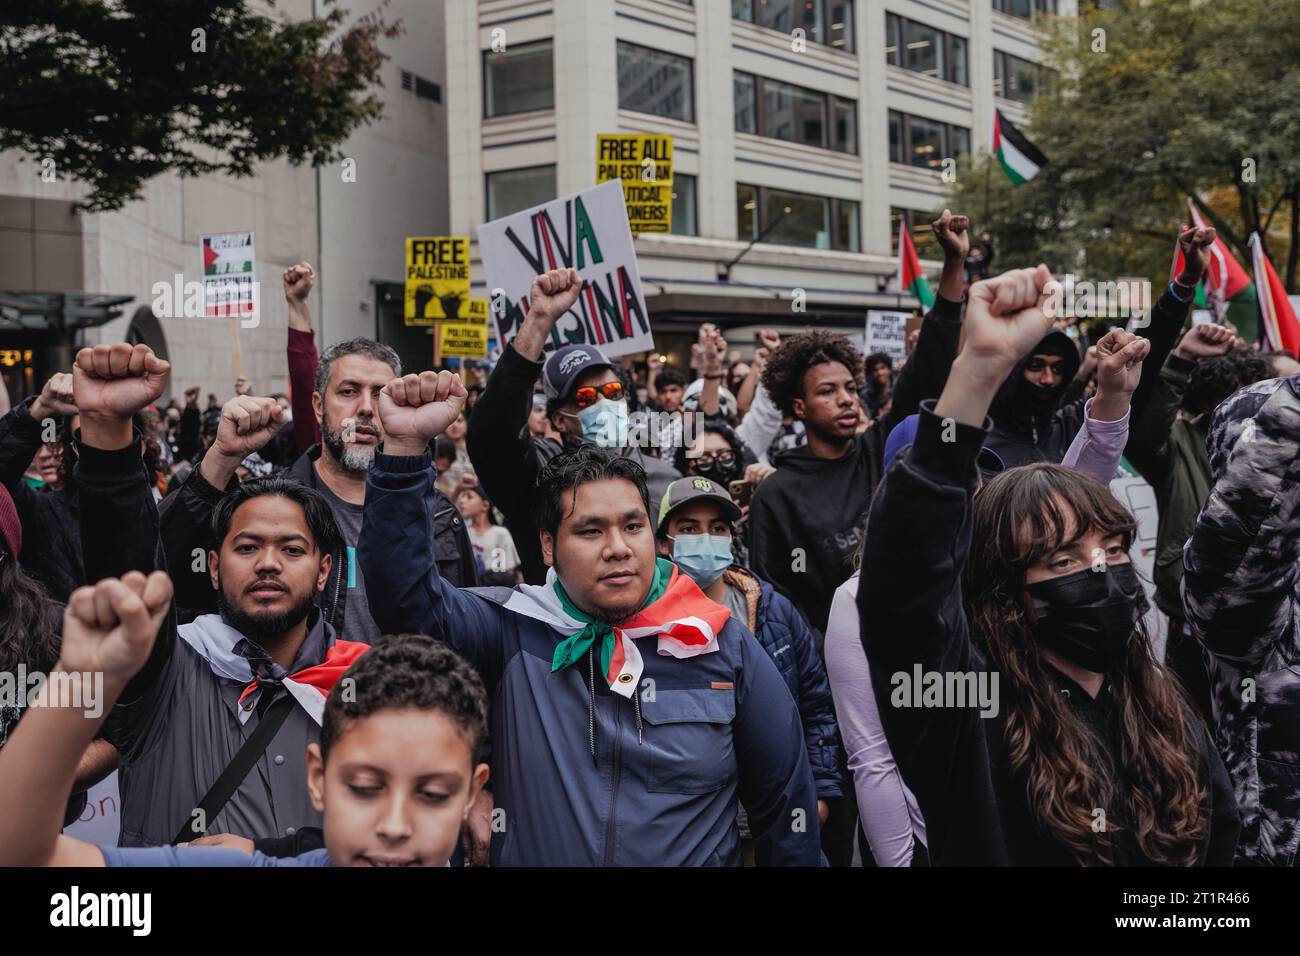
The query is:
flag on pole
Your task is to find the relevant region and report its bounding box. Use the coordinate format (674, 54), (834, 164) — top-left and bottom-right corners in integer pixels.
(899, 221), (934, 309)
(1249, 232), (1300, 358)
(993, 110), (1047, 186)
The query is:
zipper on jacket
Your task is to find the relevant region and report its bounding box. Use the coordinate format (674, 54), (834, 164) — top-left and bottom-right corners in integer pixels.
(587, 648), (597, 765)
(328, 546), (345, 628)
(603, 693), (622, 867)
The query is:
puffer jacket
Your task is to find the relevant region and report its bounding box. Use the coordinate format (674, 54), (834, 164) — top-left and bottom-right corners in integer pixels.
(1183, 372), (1300, 866)
(722, 567), (842, 798)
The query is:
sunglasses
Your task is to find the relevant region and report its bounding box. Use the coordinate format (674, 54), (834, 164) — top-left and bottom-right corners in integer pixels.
(573, 381), (625, 409)
(696, 451), (736, 466)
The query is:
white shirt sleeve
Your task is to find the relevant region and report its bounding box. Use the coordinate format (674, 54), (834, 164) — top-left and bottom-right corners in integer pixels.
(823, 574), (927, 866)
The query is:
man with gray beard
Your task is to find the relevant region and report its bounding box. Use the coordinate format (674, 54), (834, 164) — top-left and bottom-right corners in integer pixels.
(158, 337), (476, 647)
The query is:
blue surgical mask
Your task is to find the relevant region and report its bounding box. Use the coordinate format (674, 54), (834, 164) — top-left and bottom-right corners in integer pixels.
(573, 399), (628, 448)
(671, 534), (734, 588)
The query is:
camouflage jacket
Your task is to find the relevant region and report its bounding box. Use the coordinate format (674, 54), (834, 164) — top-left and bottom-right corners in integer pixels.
(1183, 374), (1300, 866)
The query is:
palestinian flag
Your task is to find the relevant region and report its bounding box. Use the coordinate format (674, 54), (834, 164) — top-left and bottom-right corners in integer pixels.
(993, 110), (1047, 186)
(1170, 199), (1257, 342)
(1249, 232), (1300, 358)
(179, 614), (370, 727)
(898, 221), (934, 309)
(505, 559), (731, 699)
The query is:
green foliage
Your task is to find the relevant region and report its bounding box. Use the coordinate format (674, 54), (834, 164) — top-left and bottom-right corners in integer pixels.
(0, 0), (401, 211)
(948, 0), (1300, 289)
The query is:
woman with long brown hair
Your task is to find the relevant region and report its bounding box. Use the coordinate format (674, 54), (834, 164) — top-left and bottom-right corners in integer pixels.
(857, 265), (1238, 865)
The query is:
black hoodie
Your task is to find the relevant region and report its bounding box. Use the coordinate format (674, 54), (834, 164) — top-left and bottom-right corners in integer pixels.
(749, 429), (883, 635)
(984, 329), (1085, 468)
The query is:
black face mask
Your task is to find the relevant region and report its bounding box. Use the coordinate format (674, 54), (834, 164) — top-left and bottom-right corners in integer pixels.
(694, 457), (741, 484)
(1016, 378), (1061, 417)
(1026, 563), (1148, 673)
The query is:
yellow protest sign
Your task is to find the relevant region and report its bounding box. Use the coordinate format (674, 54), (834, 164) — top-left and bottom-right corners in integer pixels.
(462, 297), (490, 324)
(404, 236), (470, 325)
(595, 134), (673, 236)
(439, 322), (488, 358)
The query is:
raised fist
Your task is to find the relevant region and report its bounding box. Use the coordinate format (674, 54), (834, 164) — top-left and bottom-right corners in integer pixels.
(378, 370), (468, 456)
(213, 396), (285, 462)
(960, 266), (1058, 378)
(528, 269), (583, 327)
(1094, 328), (1150, 400)
(1175, 322), (1241, 360)
(1176, 226), (1217, 287)
(30, 372), (76, 422)
(233, 376), (252, 397)
(696, 324), (726, 378)
(58, 571), (173, 688)
(283, 262), (315, 303)
(932, 209), (971, 260)
(73, 344), (170, 421)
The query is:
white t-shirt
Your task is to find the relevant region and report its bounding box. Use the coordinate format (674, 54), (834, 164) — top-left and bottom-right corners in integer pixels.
(468, 525), (521, 575)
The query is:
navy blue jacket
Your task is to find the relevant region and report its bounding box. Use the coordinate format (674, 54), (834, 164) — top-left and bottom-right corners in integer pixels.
(358, 449), (822, 866)
(725, 567), (843, 799)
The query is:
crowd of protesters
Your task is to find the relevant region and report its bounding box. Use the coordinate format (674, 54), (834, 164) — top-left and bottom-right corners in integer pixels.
(3, 208), (1298, 869)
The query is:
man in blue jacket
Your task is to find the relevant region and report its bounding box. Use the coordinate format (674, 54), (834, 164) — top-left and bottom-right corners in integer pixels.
(655, 475), (843, 862)
(358, 367), (821, 866)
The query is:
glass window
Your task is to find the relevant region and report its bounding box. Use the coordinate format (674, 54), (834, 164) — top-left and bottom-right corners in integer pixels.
(949, 125), (970, 161)
(736, 183), (758, 240)
(739, 72), (855, 154)
(888, 15), (968, 86)
(833, 97), (857, 155)
(766, 188), (830, 249)
(995, 51), (1048, 102)
(828, 2), (854, 52)
(486, 165), (556, 220)
(482, 40), (554, 118)
(734, 72), (757, 134)
(908, 115), (944, 169)
(888, 110), (903, 163)
(994, 0), (1056, 18)
(737, 185), (857, 251)
(617, 41), (694, 122)
(903, 20), (943, 79)
(947, 35), (968, 86)
(733, 0), (853, 53)
(885, 13), (901, 66)
(762, 78), (827, 148)
(834, 200), (860, 253)
(890, 208), (939, 258)
(671, 174), (697, 237)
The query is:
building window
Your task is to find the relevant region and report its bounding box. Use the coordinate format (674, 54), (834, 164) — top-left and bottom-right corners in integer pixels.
(890, 208), (940, 258)
(885, 13), (969, 86)
(733, 0), (855, 53)
(734, 73), (757, 134)
(992, 0), (1058, 18)
(671, 173), (697, 236)
(888, 110), (970, 170)
(617, 41), (694, 123)
(486, 165), (556, 220)
(736, 183), (860, 252)
(832, 97), (857, 155)
(482, 40), (554, 118)
(734, 71), (858, 154)
(994, 50), (1051, 102)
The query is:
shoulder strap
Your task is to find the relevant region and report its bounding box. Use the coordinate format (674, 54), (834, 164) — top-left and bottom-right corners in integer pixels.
(172, 692), (295, 844)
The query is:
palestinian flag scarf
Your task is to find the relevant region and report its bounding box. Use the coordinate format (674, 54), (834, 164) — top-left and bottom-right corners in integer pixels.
(504, 558), (731, 699)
